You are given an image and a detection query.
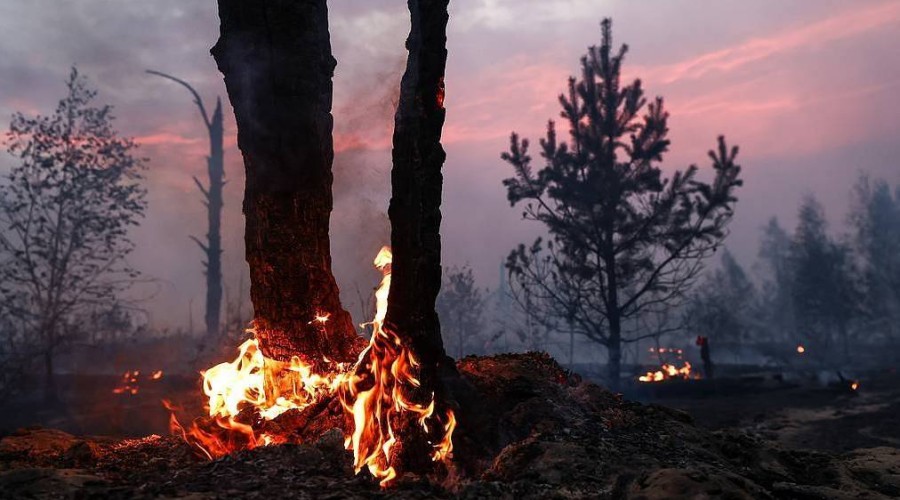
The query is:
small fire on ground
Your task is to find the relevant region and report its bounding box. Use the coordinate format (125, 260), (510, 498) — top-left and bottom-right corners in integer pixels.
(164, 247), (455, 487)
(638, 347), (699, 383)
(112, 370), (163, 395)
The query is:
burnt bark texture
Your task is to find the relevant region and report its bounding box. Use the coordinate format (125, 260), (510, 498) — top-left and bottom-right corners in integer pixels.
(211, 0), (361, 364)
(146, 71), (225, 342)
(385, 0), (451, 378)
(385, 3), (460, 471)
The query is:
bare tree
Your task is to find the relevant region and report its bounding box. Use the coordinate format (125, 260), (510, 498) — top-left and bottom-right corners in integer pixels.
(790, 196), (860, 362)
(686, 249), (757, 350)
(147, 70), (225, 343)
(0, 68), (147, 399)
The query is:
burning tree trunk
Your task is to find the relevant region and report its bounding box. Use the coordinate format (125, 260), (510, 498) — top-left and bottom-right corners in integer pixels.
(146, 71), (225, 342)
(387, 0), (452, 388)
(211, 0), (361, 364)
(385, 0), (455, 468)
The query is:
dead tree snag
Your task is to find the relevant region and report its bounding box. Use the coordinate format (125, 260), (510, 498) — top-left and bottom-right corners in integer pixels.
(146, 70), (225, 343)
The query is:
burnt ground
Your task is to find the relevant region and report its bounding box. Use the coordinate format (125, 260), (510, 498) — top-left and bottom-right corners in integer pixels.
(1, 355), (899, 499)
(643, 368), (900, 453)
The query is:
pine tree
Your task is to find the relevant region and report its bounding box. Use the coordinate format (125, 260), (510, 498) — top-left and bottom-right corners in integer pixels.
(757, 217), (795, 342)
(849, 174), (900, 344)
(502, 19), (742, 386)
(790, 196), (859, 361)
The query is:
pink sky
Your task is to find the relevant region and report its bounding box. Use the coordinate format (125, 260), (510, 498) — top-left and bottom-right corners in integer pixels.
(0, 0), (898, 329)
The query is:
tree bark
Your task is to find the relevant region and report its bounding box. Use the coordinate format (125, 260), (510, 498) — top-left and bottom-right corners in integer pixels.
(383, 0), (457, 472)
(385, 0), (452, 380)
(606, 255), (622, 389)
(211, 0), (361, 364)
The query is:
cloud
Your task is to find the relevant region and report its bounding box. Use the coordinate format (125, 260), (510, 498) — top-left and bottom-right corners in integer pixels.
(642, 1), (900, 84)
(135, 132), (202, 147)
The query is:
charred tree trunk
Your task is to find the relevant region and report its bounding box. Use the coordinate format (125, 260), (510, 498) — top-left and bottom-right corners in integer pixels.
(385, 2), (458, 471)
(146, 71), (225, 342)
(385, 0), (452, 382)
(211, 0), (361, 364)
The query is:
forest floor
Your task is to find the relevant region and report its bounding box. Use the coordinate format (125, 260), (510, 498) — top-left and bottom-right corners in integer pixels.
(656, 368), (900, 454)
(1, 356), (899, 498)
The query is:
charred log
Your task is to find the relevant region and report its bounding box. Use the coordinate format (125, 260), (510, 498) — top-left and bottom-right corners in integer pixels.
(211, 0), (362, 364)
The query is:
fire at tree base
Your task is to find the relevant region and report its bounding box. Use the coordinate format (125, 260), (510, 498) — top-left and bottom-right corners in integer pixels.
(164, 247), (455, 487)
(3, 352), (900, 498)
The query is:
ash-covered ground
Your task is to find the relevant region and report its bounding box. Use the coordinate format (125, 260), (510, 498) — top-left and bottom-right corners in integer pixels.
(2, 354), (899, 499)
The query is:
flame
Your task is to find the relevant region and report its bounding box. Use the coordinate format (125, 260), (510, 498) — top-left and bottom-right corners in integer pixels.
(850, 380), (860, 391)
(638, 346), (698, 383)
(339, 246), (456, 486)
(638, 362), (695, 382)
(166, 334), (343, 459)
(796, 344), (806, 354)
(165, 246), (455, 486)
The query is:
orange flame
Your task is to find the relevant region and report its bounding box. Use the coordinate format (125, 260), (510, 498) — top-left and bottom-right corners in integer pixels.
(165, 246), (455, 486)
(166, 334), (344, 459)
(339, 246), (456, 485)
(638, 362), (695, 382)
(638, 346), (698, 383)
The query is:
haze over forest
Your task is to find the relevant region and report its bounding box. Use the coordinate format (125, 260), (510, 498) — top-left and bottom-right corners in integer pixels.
(1, 0), (898, 332)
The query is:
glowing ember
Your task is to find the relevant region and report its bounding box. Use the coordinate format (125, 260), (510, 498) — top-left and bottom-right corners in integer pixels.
(850, 381), (860, 391)
(113, 369), (164, 395)
(165, 246), (456, 486)
(113, 370), (140, 395)
(796, 344), (806, 354)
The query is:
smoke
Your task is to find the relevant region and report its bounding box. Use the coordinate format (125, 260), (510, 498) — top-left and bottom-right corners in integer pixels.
(330, 58), (404, 326)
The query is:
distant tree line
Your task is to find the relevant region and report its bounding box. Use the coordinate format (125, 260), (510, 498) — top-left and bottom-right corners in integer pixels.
(688, 175), (900, 365)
